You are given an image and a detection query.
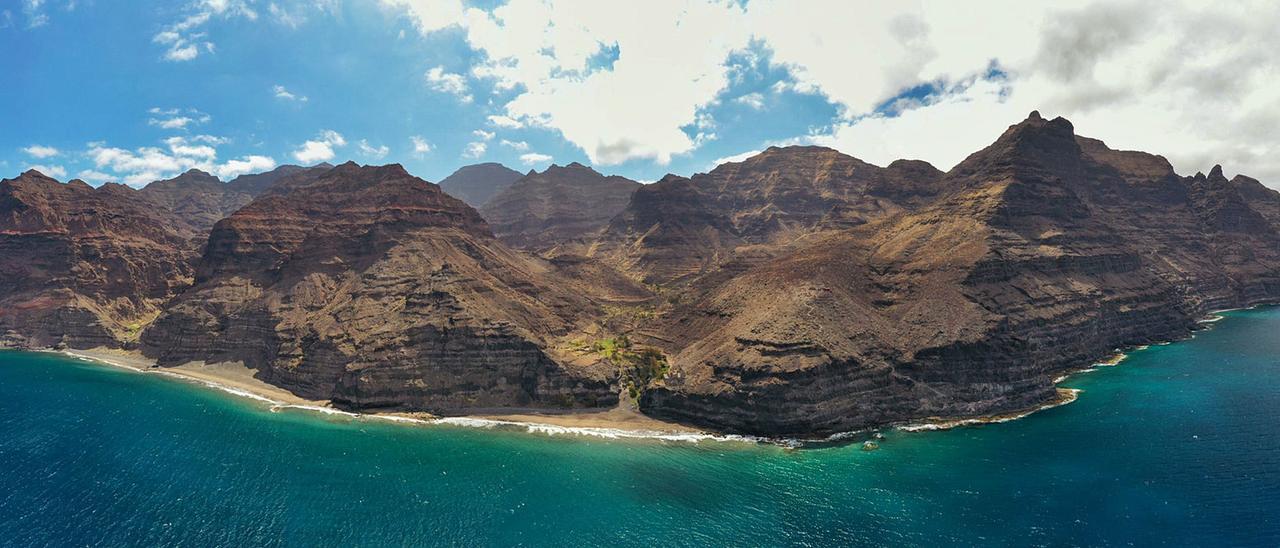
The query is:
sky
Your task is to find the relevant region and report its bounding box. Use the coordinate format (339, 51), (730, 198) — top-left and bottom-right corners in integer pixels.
(3, 0), (1278, 188)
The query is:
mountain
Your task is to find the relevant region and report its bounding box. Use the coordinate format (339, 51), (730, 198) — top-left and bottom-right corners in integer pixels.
(0, 171), (194, 348)
(227, 162), (332, 196)
(138, 164), (331, 239)
(595, 146), (944, 284)
(3, 112), (1279, 438)
(632, 112), (1280, 435)
(479, 163), (641, 253)
(437, 162), (524, 208)
(140, 162), (619, 414)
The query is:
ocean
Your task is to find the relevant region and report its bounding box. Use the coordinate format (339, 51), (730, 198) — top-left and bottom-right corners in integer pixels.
(2, 307), (1278, 546)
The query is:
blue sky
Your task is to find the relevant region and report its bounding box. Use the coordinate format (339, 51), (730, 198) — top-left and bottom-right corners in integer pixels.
(4, 1), (1278, 187)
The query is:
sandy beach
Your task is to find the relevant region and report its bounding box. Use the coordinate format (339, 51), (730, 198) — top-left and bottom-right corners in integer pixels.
(53, 347), (711, 440)
(39, 307), (1246, 443)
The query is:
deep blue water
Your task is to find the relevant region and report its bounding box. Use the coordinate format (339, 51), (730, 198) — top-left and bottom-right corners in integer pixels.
(2, 308), (1278, 546)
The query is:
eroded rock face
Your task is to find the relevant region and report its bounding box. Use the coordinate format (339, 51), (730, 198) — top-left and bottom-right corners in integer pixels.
(595, 146), (944, 284)
(138, 165), (331, 240)
(438, 162), (524, 208)
(141, 162), (617, 414)
(635, 113), (1280, 436)
(4, 112), (1279, 438)
(0, 171), (194, 348)
(479, 163), (641, 253)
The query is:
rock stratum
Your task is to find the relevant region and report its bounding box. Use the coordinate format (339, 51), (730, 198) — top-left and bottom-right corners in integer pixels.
(3, 112), (1279, 437)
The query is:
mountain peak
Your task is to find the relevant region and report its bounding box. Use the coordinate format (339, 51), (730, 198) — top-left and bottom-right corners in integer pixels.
(437, 162), (524, 208)
(1208, 164), (1226, 181)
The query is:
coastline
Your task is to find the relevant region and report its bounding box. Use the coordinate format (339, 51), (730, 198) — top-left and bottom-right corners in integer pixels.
(47, 347), (734, 444)
(6, 304), (1261, 446)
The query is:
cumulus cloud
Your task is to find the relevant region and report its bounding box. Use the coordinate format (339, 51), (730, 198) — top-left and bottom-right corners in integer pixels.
(710, 149), (761, 168)
(462, 141), (487, 159)
(486, 115), (523, 129)
(22, 145), (59, 158)
(519, 152), (552, 165)
(425, 66), (472, 103)
(384, 0), (1280, 185)
(76, 169), (112, 183)
(357, 139), (390, 160)
(293, 130), (346, 163)
(25, 164), (67, 179)
(87, 135), (277, 185)
(500, 139), (529, 151)
(273, 84), (308, 102)
(410, 135), (433, 157)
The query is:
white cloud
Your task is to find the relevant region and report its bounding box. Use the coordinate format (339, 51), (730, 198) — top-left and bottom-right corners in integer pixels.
(472, 129), (495, 141)
(273, 84), (308, 102)
(410, 135), (433, 157)
(214, 155), (276, 179)
(22, 145), (59, 158)
(519, 152), (552, 165)
(268, 2), (306, 28)
(293, 130), (346, 164)
(76, 169), (112, 183)
(425, 66), (472, 103)
(711, 149), (761, 168)
(734, 92), (765, 110)
(25, 164), (66, 179)
(358, 139), (390, 160)
(500, 139), (529, 151)
(147, 108), (211, 130)
(380, 0), (464, 34)
(462, 141), (487, 159)
(384, 0), (1280, 184)
(23, 0), (48, 28)
(154, 0), (258, 62)
(86, 136), (277, 186)
(486, 115), (523, 129)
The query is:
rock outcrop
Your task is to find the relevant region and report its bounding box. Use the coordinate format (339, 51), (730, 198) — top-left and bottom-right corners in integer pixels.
(437, 162), (524, 208)
(140, 162), (618, 414)
(0, 171), (194, 348)
(479, 163), (641, 253)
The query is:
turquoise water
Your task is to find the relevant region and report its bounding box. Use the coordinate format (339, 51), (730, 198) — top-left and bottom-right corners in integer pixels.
(2, 308), (1278, 546)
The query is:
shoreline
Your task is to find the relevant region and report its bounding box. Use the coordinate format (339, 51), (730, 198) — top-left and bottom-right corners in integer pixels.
(6, 304), (1262, 446)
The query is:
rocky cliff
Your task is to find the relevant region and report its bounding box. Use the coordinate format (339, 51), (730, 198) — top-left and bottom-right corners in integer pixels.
(138, 165), (331, 239)
(479, 163), (641, 253)
(438, 162), (524, 208)
(595, 146), (944, 284)
(140, 162), (618, 414)
(0, 171), (194, 348)
(4, 112), (1278, 438)
(635, 112), (1280, 436)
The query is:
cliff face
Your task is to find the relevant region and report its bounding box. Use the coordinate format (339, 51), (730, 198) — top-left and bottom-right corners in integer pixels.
(595, 146), (944, 284)
(3, 112), (1278, 438)
(138, 165), (331, 239)
(140, 162), (618, 414)
(437, 162), (524, 208)
(479, 163), (641, 253)
(636, 112), (1280, 436)
(0, 171), (194, 348)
